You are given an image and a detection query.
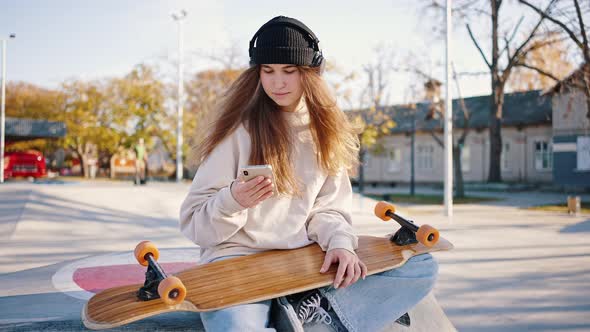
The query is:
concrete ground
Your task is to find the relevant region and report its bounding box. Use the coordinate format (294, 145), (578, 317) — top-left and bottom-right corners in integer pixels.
(0, 180), (589, 331)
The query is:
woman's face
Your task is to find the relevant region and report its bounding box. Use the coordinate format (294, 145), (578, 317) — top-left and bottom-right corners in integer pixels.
(260, 64), (303, 112)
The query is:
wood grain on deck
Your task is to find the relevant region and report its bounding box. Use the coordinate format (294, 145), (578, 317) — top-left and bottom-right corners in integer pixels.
(83, 235), (453, 330)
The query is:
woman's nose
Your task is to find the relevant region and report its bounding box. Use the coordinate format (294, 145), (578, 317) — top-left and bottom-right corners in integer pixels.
(273, 75), (286, 89)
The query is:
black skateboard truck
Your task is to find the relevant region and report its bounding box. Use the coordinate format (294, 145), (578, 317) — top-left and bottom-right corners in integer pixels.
(134, 241), (187, 305)
(374, 201), (439, 247)
(137, 252), (168, 301)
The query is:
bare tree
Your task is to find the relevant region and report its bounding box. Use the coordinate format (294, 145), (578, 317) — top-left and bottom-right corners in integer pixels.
(426, 64), (472, 198)
(353, 46), (397, 193)
(359, 45), (396, 110)
(426, 0), (559, 182)
(401, 58), (472, 197)
(519, 0), (590, 118)
(192, 39), (246, 70)
(322, 61), (358, 111)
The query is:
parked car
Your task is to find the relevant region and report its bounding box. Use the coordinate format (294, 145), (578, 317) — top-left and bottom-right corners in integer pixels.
(3, 150), (47, 180)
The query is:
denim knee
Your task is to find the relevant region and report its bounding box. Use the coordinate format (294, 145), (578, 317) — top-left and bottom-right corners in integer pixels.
(200, 300), (274, 332)
(411, 253), (439, 276)
(379, 253), (439, 281)
(200, 311), (243, 332)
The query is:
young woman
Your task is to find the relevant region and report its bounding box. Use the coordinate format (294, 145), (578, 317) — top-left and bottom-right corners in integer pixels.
(180, 16), (438, 332)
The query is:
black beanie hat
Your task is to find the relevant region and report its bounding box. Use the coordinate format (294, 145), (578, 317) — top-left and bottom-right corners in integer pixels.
(249, 16), (322, 67)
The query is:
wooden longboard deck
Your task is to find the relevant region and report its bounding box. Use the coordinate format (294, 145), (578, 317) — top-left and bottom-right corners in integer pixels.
(82, 235), (453, 330)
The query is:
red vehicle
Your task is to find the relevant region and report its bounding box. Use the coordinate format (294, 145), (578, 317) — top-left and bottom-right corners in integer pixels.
(3, 150), (47, 180)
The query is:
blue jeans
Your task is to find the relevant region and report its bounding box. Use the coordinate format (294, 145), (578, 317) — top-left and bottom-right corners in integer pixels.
(200, 253), (438, 332)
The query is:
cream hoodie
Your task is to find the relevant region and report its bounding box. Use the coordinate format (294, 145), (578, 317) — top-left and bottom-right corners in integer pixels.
(179, 105), (358, 263)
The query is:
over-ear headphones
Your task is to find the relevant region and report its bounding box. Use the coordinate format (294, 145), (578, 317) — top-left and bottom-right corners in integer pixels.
(248, 16), (324, 69)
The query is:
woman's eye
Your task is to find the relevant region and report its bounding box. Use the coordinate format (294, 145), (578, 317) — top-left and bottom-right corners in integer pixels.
(263, 71), (273, 74)
(285, 71), (296, 74)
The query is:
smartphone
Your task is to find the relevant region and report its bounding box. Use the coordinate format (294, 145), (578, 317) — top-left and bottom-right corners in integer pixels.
(238, 164), (276, 196)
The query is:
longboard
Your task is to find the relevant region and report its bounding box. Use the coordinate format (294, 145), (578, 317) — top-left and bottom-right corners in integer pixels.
(82, 236), (453, 330)
(82, 202), (453, 330)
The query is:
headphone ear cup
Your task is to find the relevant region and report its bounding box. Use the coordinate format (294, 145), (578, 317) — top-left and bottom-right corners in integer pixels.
(311, 51), (323, 67)
(311, 51), (323, 68)
(311, 51), (325, 75)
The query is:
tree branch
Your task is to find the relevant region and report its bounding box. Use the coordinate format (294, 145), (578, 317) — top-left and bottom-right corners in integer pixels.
(452, 63), (470, 142)
(427, 0), (491, 20)
(573, 0), (590, 62)
(455, 71), (489, 77)
(502, 0), (556, 81)
(430, 132), (444, 148)
(518, 0), (583, 49)
(466, 24), (492, 69)
(504, 36), (512, 68)
(514, 63), (561, 82)
(524, 36), (569, 53)
(392, 66), (435, 81)
(499, 16), (524, 59)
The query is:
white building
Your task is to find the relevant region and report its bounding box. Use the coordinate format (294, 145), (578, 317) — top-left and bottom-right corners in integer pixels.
(351, 90), (553, 185)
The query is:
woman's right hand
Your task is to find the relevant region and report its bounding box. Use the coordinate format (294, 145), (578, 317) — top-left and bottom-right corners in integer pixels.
(231, 176), (274, 208)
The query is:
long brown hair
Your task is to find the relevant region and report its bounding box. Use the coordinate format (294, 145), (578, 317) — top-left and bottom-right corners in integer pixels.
(196, 66), (360, 196)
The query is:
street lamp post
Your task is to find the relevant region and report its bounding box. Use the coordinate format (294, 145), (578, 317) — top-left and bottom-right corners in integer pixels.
(1, 33), (16, 184)
(410, 109), (416, 196)
(171, 10), (187, 182)
(444, 0), (453, 217)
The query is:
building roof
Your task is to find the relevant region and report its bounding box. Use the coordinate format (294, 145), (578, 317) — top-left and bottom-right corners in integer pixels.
(544, 63), (589, 95)
(348, 90), (551, 134)
(2, 117), (67, 141)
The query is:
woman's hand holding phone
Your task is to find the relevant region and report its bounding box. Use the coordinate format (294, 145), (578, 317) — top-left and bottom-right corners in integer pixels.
(231, 176), (274, 208)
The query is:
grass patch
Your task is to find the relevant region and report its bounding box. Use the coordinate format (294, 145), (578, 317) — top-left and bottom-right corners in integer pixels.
(527, 202), (590, 214)
(365, 193), (497, 205)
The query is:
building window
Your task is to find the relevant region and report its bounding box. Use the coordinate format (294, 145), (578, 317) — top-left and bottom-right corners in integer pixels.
(501, 142), (510, 171)
(387, 147), (402, 173)
(577, 136), (590, 171)
(534, 141), (552, 171)
(417, 145), (434, 170)
(461, 145), (470, 172)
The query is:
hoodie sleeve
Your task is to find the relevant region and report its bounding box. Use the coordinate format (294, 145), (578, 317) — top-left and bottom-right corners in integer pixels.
(306, 169), (358, 254)
(179, 129), (248, 248)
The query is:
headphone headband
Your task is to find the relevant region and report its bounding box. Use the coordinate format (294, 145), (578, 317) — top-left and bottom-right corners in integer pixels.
(248, 16), (324, 68)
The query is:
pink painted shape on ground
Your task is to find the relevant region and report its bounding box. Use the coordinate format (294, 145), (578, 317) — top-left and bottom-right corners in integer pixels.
(73, 262), (196, 293)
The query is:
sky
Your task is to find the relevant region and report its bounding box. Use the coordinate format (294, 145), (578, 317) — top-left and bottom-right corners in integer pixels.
(0, 0), (559, 107)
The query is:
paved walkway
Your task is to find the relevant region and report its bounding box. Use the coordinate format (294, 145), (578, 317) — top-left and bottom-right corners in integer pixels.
(361, 184), (590, 208)
(0, 180), (589, 331)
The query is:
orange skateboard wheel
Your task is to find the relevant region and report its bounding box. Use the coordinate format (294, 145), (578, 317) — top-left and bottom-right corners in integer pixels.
(374, 201), (395, 221)
(158, 276), (187, 306)
(134, 241), (159, 266)
(416, 225), (439, 247)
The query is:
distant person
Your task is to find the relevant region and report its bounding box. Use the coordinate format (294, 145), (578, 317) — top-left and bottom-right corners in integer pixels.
(134, 138), (148, 185)
(88, 157), (98, 179)
(179, 16), (438, 332)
